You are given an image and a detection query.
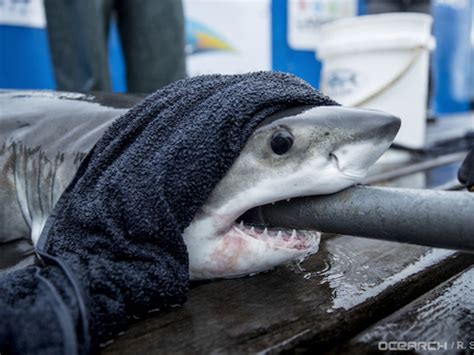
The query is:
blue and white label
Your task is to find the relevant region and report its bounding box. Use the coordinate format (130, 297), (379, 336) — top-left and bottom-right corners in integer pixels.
(0, 0), (46, 28)
(324, 68), (360, 97)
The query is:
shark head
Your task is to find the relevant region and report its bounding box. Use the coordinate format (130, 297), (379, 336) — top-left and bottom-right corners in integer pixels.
(183, 106), (401, 280)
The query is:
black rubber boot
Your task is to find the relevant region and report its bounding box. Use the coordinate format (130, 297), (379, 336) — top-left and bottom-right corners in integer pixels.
(458, 148), (474, 191)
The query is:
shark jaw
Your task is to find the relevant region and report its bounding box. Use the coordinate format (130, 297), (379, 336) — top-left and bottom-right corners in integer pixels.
(184, 105), (401, 280)
(183, 161), (360, 280)
(198, 221), (322, 279)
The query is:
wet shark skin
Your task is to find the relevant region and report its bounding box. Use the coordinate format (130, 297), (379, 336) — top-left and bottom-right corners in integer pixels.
(0, 91), (139, 270)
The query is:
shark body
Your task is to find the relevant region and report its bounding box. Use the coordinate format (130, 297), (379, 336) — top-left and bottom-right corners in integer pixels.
(0, 91), (400, 279)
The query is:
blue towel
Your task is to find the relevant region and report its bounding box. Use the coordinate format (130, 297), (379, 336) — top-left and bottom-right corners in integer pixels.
(0, 72), (337, 354)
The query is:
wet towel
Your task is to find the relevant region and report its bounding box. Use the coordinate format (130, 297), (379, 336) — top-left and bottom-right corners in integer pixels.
(0, 72), (337, 354)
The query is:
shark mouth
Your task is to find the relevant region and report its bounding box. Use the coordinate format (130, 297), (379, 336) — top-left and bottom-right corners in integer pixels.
(231, 220), (321, 252)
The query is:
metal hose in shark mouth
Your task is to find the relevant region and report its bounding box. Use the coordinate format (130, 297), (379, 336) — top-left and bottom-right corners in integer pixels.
(183, 106), (401, 279)
(0, 91), (400, 280)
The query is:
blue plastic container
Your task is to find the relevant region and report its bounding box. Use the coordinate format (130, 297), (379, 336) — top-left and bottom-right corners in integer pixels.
(431, 0), (472, 115)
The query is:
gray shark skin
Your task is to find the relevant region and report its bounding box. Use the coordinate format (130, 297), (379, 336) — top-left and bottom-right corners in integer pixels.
(0, 91), (139, 270)
(0, 90), (400, 279)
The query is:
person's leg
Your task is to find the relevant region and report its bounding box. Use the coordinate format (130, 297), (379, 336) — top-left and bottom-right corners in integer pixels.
(366, 0), (431, 14)
(44, 0), (114, 91)
(116, 0), (186, 93)
(365, 0), (403, 14)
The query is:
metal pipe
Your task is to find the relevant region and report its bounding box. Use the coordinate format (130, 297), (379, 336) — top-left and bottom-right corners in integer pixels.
(241, 186), (474, 252)
(363, 151), (467, 184)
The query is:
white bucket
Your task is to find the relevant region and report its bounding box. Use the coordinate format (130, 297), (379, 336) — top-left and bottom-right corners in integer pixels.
(316, 13), (435, 149)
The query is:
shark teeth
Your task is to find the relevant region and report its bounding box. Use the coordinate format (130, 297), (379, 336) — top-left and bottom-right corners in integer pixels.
(232, 221), (320, 251)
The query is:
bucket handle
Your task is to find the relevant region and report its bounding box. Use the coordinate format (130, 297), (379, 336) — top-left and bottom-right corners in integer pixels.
(350, 46), (425, 107)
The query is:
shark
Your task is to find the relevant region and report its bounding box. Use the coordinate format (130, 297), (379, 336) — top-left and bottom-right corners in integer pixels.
(0, 91), (400, 279)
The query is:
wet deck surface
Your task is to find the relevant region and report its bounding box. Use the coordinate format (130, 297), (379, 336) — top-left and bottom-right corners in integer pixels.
(335, 266), (474, 354)
(103, 152), (474, 354)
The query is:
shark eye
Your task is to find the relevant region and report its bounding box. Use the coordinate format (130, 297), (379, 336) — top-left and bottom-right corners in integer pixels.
(271, 130), (293, 155)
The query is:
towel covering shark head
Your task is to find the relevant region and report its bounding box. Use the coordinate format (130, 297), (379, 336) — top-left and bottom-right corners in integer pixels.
(184, 105), (400, 279)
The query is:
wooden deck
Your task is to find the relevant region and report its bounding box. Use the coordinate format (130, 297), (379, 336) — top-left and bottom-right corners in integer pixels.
(333, 266), (474, 354)
(103, 148), (474, 354)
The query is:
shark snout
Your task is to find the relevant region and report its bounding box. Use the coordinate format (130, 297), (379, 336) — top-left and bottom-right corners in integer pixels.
(348, 108), (401, 142)
(306, 106), (401, 143)
(324, 107), (401, 176)
(263, 105), (400, 178)
(295, 106), (400, 177)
